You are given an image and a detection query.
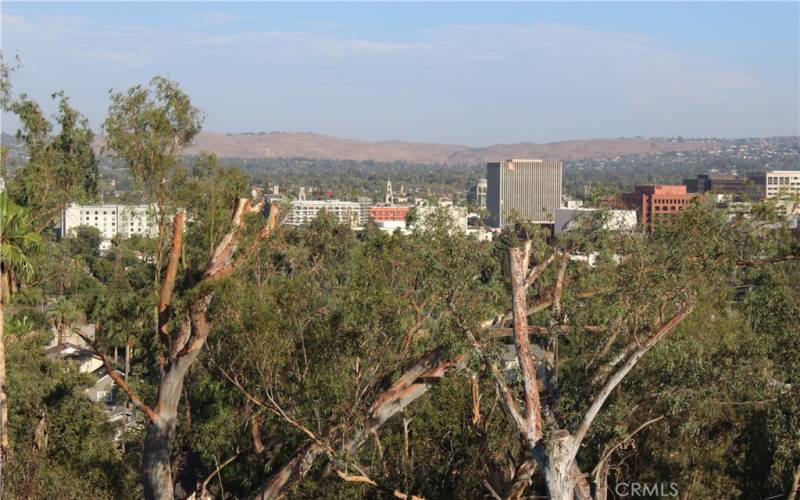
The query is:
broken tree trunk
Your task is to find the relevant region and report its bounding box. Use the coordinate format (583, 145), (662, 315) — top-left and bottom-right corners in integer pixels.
(84, 200), (278, 500)
(254, 347), (466, 499)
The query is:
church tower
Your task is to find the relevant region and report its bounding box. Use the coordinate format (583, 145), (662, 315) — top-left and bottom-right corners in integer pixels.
(385, 178), (394, 205)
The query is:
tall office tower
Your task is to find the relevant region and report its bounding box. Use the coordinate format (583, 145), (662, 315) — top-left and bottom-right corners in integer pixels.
(486, 159), (563, 227)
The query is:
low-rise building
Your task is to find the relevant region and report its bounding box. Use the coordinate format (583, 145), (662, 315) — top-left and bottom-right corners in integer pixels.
(622, 185), (695, 230)
(284, 199), (364, 229)
(61, 203), (158, 250)
(467, 178), (487, 209)
(370, 206), (411, 233)
(414, 201), (468, 233)
(746, 170), (800, 200)
(554, 207), (637, 234)
(683, 172), (749, 195)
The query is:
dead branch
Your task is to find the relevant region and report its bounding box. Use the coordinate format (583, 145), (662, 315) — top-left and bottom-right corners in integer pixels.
(508, 245), (543, 443)
(216, 364), (325, 448)
(524, 253), (556, 288)
(469, 374), (482, 426)
(488, 325), (606, 338)
(737, 255), (800, 266)
(571, 306), (695, 462)
(189, 452), (239, 500)
(251, 415), (265, 454)
(591, 415), (664, 481)
(787, 463), (800, 500)
(334, 464), (425, 500)
(552, 251), (569, 317)
(158, 212), (185, 348)
(76, 331), (157, 423)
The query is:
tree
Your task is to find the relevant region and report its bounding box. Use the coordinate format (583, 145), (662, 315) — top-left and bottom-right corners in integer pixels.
(83, 199), (280, 500)
(244, 198), (799, 499)
(477, 199), (800, 499)
(0, 192), (41, 494)
(178, 152), (248, 267)
(7, 92), (98, 231)
(207, 213), (503, 498)
(103, 76), (203, 281)
(4, 334), (138, 499)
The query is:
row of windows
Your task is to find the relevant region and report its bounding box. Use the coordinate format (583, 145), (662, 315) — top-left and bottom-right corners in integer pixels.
(652, 198), (689, 205)
(82, 210), (116, 216)
(768, 177), (799, 185)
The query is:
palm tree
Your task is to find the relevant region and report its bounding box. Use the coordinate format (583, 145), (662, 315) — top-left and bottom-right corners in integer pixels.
(0, 191), (41, 482)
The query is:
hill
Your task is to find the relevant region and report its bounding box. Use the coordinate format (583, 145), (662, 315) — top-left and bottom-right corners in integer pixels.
(181, 132), (714, 164)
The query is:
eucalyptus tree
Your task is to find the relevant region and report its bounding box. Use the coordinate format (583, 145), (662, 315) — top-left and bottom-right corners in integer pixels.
(479, 199), (800, 499)
(103, 76), (203, 282)
(203, 212), (504, 498)
(6, 92), (98, 231)
(82, 197), (281, 500)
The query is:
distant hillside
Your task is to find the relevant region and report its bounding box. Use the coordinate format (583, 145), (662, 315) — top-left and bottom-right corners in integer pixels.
(8, 130), (715, 165)
(179, 132), (714, 164)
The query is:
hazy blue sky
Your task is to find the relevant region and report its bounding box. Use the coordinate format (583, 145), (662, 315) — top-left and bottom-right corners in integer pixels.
(2, 2), (798, 145)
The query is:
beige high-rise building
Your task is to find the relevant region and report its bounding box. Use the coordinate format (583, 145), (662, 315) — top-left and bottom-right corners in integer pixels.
(486, 159), (563, 227)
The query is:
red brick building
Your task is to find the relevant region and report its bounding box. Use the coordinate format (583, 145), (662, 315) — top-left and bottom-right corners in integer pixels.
(369, 206), (410, 222)
(622, 185), (695, 230)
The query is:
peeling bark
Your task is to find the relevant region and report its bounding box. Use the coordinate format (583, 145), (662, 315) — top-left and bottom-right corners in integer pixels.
(253, 441), (325, 500)
(256, 348), (466, 499)
(788, 463), (800, 500)
(83, 200), (279, 500)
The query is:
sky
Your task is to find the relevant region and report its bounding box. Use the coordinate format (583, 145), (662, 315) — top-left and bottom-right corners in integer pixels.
(1, 2), (799, 146)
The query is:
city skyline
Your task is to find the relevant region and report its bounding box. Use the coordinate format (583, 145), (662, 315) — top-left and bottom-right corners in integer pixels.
(1, 2), (799, 146)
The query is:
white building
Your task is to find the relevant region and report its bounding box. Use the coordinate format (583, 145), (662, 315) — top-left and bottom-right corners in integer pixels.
(747, 171), (800, 200)
(765, 171), (800, 199)
(284, 200), (364, 229)
(467, 178), (487, 209)
(413, 201), (469, 233)
(61, 203), (158, 250)
(554, 207), (638, 234)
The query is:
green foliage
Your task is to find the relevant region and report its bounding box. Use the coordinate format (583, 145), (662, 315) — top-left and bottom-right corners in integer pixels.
(0, 191), (42, 289)
(103, 76), (202, 207)
(66, 226), (102, 262)
(178, 152), (248, 266)
(4, 337), (139, 499)
(6, 92), (98, 229)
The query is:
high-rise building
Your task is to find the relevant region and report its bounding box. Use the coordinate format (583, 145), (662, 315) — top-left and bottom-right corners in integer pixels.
(486, 159), (562, 227)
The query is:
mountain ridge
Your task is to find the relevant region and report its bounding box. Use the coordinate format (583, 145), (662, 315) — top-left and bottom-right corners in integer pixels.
(180, 132), (715, 164)
(2, 131), (718, 164)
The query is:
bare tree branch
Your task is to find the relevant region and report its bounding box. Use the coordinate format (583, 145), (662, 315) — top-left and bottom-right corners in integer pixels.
(76, 331), (157, 423)
(737, 255), (800, 266)
(591, 415), (664, 482)
(571, 306), (695, 461)
(334, 465), (425, 500)
(158, 211), (184, 350)
(508, 246), (543, 443)
(524, 253), (556, 288)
